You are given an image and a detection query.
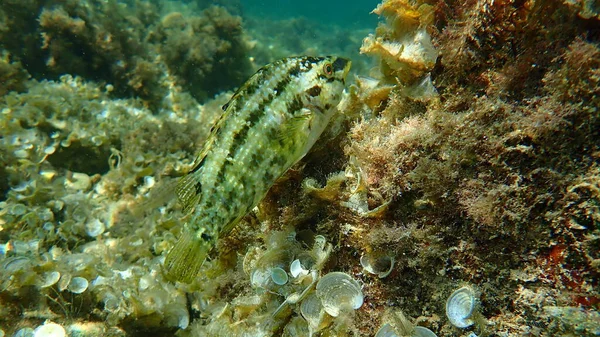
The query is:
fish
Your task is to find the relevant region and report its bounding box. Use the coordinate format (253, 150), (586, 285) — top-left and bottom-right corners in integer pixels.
(163, 56), (351, 283)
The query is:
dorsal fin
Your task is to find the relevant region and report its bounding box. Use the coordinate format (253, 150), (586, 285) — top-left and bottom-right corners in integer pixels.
(221, 60), (276, 112)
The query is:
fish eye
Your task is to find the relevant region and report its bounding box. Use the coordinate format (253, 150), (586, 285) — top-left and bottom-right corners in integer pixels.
(323, 62), (333, 77)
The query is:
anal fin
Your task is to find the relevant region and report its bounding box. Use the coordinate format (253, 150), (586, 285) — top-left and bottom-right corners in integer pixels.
(163, 230), (211, 283)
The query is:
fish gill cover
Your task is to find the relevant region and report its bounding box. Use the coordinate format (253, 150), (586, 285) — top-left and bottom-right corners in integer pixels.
(0, 0), (599, 336)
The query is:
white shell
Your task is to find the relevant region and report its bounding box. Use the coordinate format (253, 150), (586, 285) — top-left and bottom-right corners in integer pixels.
(2, 256), (31, 272)
(14, 328), (34, 337)
(67, 276), (89, 294)
(271, 267), (289, 285)
(374, 323), (398, 337)
(414, 326), (438, 337)
(85, 218), (105, 237)
(312, 235), (331, 266)
(315, 272), (363, 317)
(360, 253), (395, 278)
(33, 322), (66, 337)
(250, 268), (271, 289)
(58, 273), (72, 292)
(446, 285), (477, 328)
(40, 271), (61, 288)
(300, 293), (325, 331)
(64, 172), (91, 191)
(290, 259), (309, 278)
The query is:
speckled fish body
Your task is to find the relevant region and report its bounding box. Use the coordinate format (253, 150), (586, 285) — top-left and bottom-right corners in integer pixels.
(164, 56), (351, 283)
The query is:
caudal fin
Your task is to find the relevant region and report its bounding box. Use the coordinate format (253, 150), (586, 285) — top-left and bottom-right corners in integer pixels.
(163, 231), (210, 283)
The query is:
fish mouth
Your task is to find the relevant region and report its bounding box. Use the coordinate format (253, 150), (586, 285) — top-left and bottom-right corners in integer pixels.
(333, 57), (352, 80)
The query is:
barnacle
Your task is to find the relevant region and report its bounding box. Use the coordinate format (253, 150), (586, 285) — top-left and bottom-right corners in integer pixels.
(311, 235), (332, 268)
(249, 247), (294, 292)
(57, 273), (72, 292)
(302, 172), (346, 201)
(375, 323), (397, 337)
(65, 322), (117, 337)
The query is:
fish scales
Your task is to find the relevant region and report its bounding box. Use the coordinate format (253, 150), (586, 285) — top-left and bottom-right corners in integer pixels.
(164, 56), (351, 283)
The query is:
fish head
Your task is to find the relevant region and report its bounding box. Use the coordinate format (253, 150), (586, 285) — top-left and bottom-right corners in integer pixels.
(305, 56), (351, 114)
(291, 56), (351, 155)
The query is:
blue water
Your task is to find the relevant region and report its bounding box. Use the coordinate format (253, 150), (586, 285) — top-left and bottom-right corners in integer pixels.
(240, 0), (380, 28)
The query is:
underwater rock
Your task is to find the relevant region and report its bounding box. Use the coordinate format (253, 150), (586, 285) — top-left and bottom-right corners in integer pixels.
(1, 0), (599, 336)
(544, 306), (600, 335)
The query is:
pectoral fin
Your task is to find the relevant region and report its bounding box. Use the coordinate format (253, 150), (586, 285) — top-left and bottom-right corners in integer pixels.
(277, 109), (312, 142)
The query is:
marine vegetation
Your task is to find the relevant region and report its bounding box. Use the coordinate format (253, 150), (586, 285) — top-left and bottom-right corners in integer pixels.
(0, 0), (251, 108)
(0, 0), (599, 336)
